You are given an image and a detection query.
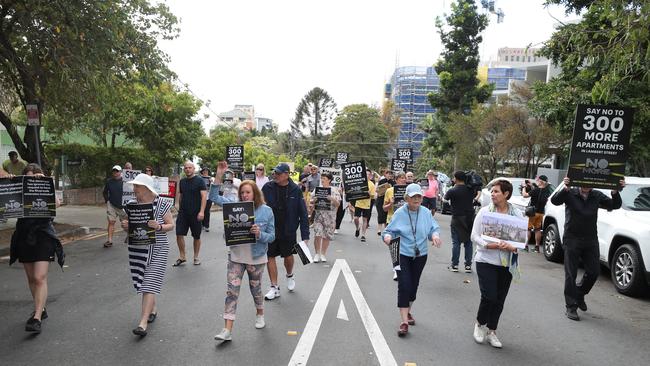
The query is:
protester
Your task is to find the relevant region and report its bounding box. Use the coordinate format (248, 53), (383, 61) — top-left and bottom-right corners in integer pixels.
(209, 180), (275, 342)
(422, 170), (440, 216)
(334, 184), (346, 234)
(255, 163), (269, 190)
(444, 171), (476, 273)
(144, 166), (154, 176)
(120, 174), (175, 337)
(124, 162), (133, 170)
(9, 164), (64, 334)
(405, 171), (414, 184)
(522, 175), (552, 252)
(172, 161), (207, 266)
(470, 179), (521, 348)
(262, 163), (310, 300)
(200, 167), (213, 232)
(3, 151), (27, 175)
(383, 183), (441, 337)
(383, 172), (407, 224)
(310, 172), (340, 263)
(551, 177), (625, 321)
(366, 169), (376, 226)
(375, 169), (395, 236)
(102, 165), (127, 248)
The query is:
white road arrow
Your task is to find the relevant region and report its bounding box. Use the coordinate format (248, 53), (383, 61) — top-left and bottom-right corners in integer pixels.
(337, 300), (349, 321)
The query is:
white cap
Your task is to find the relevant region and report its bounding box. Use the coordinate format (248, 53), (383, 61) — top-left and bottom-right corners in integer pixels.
(112, 165), (122, 171)
(126, 174), (158, 195)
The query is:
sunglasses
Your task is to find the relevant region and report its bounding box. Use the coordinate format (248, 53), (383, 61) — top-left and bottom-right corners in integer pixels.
(256, 168), (264, 171)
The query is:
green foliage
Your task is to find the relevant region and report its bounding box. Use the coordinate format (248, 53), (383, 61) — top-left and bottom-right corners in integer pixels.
(291, 87), (337, 137)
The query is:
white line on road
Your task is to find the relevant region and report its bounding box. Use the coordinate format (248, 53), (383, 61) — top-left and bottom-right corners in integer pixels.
(288, 259), (397, 366)
(337, 300), (349, 321)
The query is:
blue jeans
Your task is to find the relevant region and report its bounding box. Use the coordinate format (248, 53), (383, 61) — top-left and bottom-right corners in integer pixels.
(451, 225), (473, 267)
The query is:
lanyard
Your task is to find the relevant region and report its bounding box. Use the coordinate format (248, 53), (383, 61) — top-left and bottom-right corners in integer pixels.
(407, 209), (420, 256)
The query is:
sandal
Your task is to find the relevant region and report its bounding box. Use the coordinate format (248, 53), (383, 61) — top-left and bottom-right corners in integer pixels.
(103, 241), (113, 248)
(172, 259), (186, 267)
(132, 326), (147, 337)
(147, 312), (157, 323)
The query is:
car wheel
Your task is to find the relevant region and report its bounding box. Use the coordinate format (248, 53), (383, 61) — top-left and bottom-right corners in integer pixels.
(611, 244), (648, 297)
(542, 224), (563, 263)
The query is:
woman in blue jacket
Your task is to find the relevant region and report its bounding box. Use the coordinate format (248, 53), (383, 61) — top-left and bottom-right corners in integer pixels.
(209, 180), (275, 342)
(383, 183), (442, 337)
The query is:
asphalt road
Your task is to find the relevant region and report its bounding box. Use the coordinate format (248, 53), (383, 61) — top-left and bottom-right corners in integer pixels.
(1, 212), (649, 366)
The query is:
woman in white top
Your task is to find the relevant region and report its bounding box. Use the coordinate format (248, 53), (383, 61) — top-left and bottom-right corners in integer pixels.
(255, 163), (269, 189)
(470, 179), (522, 349)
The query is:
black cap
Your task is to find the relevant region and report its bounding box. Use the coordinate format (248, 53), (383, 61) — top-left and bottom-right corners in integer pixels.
(538, 175), (548, 182)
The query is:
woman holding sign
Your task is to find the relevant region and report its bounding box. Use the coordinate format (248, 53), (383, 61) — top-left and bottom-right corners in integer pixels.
(470, 179), (521, 348)
(9, 164), (64, 334)
(209, 180), (275, 342)
(309, 172), (340, 263)
(382, 183), (441, 337)
(120, 174), (175, 337)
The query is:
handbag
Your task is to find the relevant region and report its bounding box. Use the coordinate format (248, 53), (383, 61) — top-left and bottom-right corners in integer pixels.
(525, 205), (536, 217)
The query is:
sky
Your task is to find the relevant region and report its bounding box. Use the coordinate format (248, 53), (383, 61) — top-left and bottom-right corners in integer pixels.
(159, 0), (578, 132)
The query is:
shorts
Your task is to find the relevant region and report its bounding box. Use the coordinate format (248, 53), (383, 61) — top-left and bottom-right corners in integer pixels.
(422, 196), (437, 210)
(176, 212), (202, 239)
(528, 213), (543, 230)
(354, 207), (371, 219)
(267, 238), (297, 258)
(106, 203), (127, 222)
(16, 233), (56, 263)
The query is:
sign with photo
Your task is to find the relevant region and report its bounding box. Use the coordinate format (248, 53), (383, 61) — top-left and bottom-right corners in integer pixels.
(396, 148), (413, 164)
(125, 203), (156, 245)
(391, 158), (407, 173)
(481, 211), (528, 249)
(393, 185), (407, 208)
(318, 157), (333, 168)
(226, 145), (244, 172)
(0, 176), (56, 219)
(314, 187), (331, 211)
(222, 201), (256, 246)
(122, 169), (141, 206)
(320, 167), (342, 188)
(335, 152), (349, 165)
(241, 171), (256, 181)
(567, 104), (634, 189)
(341, 161), (369, 201)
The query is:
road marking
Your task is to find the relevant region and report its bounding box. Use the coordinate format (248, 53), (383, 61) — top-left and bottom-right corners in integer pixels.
(337, 300), (349, 321)
(288, 259), (397, 366)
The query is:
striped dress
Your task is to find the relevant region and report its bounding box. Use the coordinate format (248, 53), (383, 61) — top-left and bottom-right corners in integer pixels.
(127, 197), (172, 294)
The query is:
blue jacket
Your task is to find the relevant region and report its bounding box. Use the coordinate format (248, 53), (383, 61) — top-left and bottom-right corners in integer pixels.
(383, 205), (440, 257)
(209, 185), (276, 258)
(262, 179), (310, 242)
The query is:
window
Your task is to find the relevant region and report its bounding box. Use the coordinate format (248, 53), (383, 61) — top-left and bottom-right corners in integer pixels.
(516, 56), (520, 61)
(528, 56), (531, 62)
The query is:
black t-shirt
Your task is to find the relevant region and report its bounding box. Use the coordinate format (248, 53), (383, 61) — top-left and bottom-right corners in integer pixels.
(530, 186), (552, 214)
(179, 175), (207, 215)
(444, 184), (475, 216)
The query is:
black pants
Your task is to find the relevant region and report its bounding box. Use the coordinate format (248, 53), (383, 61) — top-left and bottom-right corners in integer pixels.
(476, 262), (512, 330)
(397, 254), (427, 308)
(202, 200), (212, 229)
(335, 201), (345, 229)
(376, 196), (387, 225)
(563, 236), (600, 309)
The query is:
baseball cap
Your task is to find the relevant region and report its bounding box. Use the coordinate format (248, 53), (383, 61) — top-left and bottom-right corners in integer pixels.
(538, 175), (548, 182)
(112, 165), (122, 171)
(406, 183), (423, 197)
(273, 163), (290, 174)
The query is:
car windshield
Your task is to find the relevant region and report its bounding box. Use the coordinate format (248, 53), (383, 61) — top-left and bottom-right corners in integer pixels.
(620, 184), (650, 211)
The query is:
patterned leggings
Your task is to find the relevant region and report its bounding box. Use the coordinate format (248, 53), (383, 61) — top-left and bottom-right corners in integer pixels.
(224, 260), (266, 320)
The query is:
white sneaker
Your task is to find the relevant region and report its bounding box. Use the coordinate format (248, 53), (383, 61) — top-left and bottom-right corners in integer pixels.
(255, 315), (265, 329)
(264, 286), (280, 300)
(334, 229), (339, 234)
(486, 332), (502, 348)
(214, 328), (232, 341)
(473, 323), (487, 344)
(392, 269), (398, 281)
(286, 275), (296, 292)
(320, 254), (327, 262)
(313, 253), (321, 263)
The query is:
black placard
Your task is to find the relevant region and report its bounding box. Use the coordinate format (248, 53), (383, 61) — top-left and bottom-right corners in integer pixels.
(393, 185), (407, 208)
(419, 178), (429, 190)
(0, 177), (25, 219)
(23, 176), (56, 217)
(226, 145), (244, 172)
(391, 158), (407, 172)
(223, 201), (256, 246)
(388, 237), (400, 269)
(396, 148), (413, 164)
(126, 203), (156, 245)
(241, 171), (256, 181)
(567, 104), (634, 189)
(335, 152), (349, 164)
(314, 187), (331, 211)
(342, 161), (369, 201)
(318, 157), (333, 168)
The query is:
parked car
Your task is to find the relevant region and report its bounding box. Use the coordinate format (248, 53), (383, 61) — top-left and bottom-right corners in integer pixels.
(541, 177), (650, 297)
(479, 177), (529, 213)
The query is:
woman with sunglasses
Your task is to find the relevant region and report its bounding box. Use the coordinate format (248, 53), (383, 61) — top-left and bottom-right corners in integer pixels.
(255, 164), (269, 189)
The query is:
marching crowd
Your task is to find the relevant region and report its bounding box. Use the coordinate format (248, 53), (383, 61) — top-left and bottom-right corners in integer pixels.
(6, 156), (626, 350)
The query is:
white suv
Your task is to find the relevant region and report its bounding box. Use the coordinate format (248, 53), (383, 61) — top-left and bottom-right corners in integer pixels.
(541, 177), (650, 297)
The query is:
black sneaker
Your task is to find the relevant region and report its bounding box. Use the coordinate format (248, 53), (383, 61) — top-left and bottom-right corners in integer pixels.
(30, 308), (48, 320)
(566, 307), (580, 321)
(464, 265), (472, 273)
(448, 265), (459, 272)
(355, 229), (360, 238)
(360, 236), (366, 242)
(577, 298), (588, 312)
(25, 318), (42, 333)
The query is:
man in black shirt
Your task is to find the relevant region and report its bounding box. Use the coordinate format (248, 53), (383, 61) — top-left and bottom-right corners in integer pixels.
(551, 177), (624, 321)
(173, 161), (207, 266)
(444, 171), (477, 273)
(102, 165), (126, 247)
(522, 175), (552, 252)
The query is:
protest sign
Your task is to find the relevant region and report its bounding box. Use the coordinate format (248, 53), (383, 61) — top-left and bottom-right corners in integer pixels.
(314, 187), (331, 211)
(226, 145), (244, 172)
(0, 176), (56, 219)
(391, 158), (407, 173)
(393, 185), (407, 208)
(388, 237), (400, 270)
(222, 201), (256, 246)
(396, 148), (413, 164)
(125, 203), (156, 245)
(320, 167), (342, 188)
(335, 152), (349, 165)
(418, 178), (429, 190)
(122, 169), (141, 205)
(241, 171), (256, 181)
(342, 161), (369, 201)
(481, 211), (528, 249)
(318, 157), (333, 168)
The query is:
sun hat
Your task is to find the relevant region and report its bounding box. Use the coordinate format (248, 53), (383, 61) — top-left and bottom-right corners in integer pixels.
(405, 183), (423, 197)
(126, 173), (158, 195)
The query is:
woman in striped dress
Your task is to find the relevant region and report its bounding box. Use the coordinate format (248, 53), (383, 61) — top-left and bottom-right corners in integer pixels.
(120, 174), (175, 337)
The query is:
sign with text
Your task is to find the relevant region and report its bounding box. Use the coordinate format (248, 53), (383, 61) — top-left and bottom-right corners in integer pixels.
(0, 176), (56, 219)
(393, 185), (407, 208)
(226, 145), (244, 172)
(122, 169), (141, 206)
(241, 171), (256, 181)
(26, 104), (40, 126)
(318, 157), (334, 168)
(314, 187), (332, 211)
(341, 161), (369, 201)
(391, 158), (407, 173)
(222, 201), (256, 246)
(126, 203), (156, 245)
(568, 104), (633, 189)
(160, 179), (176, 206)
(388, 237), (400, 270)
(418, 178), (429, 190)
(335, 152), (349, 165)
(396, 148), (413, 164)
(320, 167), (342, 188)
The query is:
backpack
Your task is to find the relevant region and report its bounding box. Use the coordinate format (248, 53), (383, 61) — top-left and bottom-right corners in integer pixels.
(465, 171), (483, 190)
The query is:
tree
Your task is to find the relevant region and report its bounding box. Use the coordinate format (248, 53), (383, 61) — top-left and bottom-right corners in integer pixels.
(532, 0), (650, 176)
(291, 87), (337, 137)
(380, 99), (401, 142)
(0, 1), (178, 170)
(330, 104), (390, 169)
